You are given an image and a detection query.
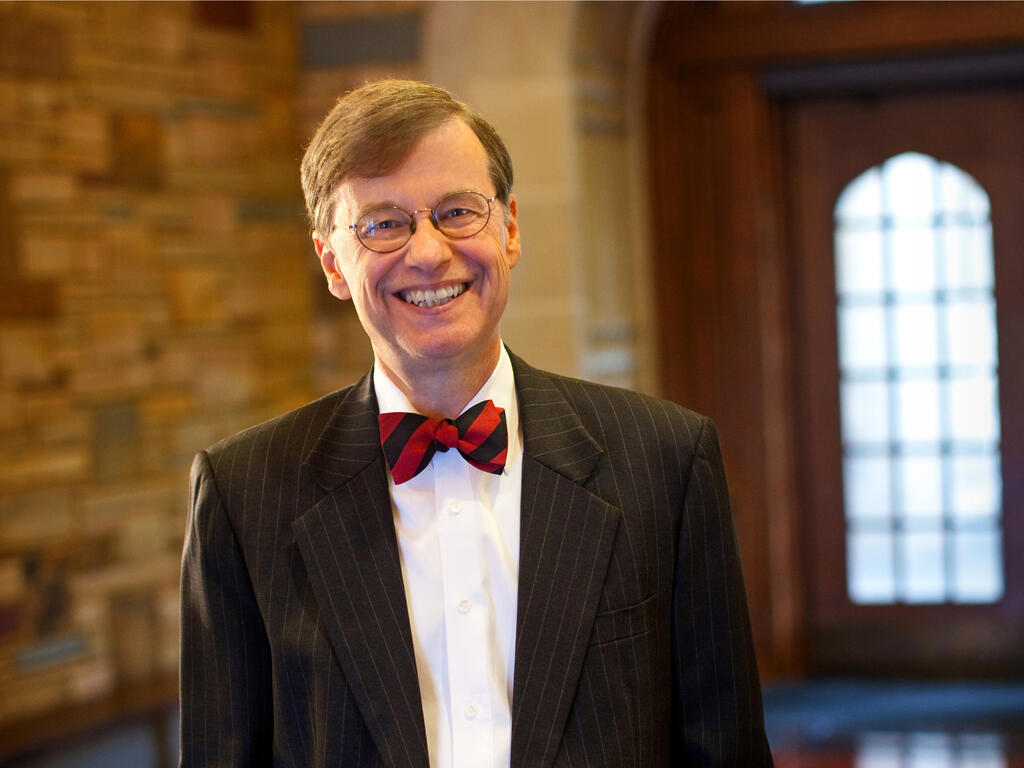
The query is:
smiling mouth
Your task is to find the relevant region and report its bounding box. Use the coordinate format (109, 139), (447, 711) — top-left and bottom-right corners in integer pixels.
(400, 283), (467, 308)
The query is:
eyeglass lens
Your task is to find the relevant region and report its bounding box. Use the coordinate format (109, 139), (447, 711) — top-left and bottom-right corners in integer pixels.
(353, 191), (491, 253)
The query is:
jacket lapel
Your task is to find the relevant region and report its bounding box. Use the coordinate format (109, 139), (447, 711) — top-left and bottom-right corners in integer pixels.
(293, 372), (429, 768)
(509, 354), (621, 768)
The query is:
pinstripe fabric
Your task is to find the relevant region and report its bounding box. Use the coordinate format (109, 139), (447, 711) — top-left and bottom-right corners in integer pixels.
(180, 352), (772, 767)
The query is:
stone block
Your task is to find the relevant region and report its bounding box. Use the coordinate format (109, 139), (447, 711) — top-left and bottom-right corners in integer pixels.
(112, 512), (172, 562)
(110, 591), (156, 683)
(69, 555), (179, 596)
(51, 113), (112, 174)
(9, 171), (78, 203)
(510, 200), (576, 303)
(18, 233), (104, 279)
(0, 12), (67, 79)
(80, 482), (178, 538)
(302, 12), (421, 70)
(502, 299), (581, 379)
(0, 558), (24, 602)
(0, 323), (63, 384)
(192, 193), (237, 235)
(112, 112), (163, 188)
(194, 0), (254, 32)
(145, 9), (190, 60)
(93, 401), (141, 483)
(0, 489), (76, 545)
(168, 265), (228, 328)
(0, 281), (59, 319)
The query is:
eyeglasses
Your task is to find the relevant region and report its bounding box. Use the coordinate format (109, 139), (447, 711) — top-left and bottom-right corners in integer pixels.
(347, 190), (495, 253)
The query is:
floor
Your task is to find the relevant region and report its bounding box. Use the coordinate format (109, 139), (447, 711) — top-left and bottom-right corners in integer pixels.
(7, 680), (1024, 766)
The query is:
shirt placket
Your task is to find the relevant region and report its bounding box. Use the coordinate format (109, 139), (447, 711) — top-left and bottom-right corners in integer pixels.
(434, 452), (493, 767)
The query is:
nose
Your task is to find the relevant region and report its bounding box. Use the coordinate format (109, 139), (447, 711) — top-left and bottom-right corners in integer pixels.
(404, 209), (451, 271)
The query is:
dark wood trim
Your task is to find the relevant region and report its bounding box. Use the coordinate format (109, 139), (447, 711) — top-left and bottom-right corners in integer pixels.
(653, 1), (1024, 69)
(784, 88), (1024, 677)
(762, 48), (1024, 96)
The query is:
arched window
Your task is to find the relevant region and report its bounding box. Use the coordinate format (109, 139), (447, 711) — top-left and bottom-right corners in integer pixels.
(834, 152), (1003, 604)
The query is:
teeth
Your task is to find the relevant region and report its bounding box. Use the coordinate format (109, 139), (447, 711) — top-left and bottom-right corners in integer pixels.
(402, 283), (466, 308)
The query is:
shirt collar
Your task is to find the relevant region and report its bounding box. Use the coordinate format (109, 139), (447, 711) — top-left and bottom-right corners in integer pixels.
(372, 344), (520, 432)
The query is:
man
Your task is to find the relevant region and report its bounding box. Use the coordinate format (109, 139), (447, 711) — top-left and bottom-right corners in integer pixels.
(180, 79), (773, 767)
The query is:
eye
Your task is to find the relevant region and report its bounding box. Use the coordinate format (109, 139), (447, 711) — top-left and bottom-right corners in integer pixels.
(436, 192), (488, 222)
(358, 210), (408, 235)
(437, 206), (474, 222)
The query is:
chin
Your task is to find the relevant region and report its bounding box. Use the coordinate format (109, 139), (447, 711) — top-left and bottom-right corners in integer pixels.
(401, 331), (494, 366)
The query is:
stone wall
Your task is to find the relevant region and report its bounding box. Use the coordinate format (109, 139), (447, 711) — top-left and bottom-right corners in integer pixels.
(0, 1), (312, 726)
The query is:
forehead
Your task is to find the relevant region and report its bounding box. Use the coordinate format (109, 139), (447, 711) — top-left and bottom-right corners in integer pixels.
(334, 119), (491, 219)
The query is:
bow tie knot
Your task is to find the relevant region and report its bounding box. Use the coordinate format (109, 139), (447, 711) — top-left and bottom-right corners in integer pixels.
(379, 399), (508, 484)
(432, 420), (460, 451)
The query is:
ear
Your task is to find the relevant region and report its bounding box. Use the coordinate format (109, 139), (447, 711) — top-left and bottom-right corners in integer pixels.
(504, 195), (521, 269)
(312, 232), (352, 300)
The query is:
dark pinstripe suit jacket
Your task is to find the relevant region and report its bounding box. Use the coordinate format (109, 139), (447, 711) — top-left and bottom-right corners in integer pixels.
(180, 352), (773, 767)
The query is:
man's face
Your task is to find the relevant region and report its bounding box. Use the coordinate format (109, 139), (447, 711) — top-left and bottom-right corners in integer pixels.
(313, 119), (520, 382)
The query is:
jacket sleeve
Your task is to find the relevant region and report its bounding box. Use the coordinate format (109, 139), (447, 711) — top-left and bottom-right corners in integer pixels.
(670, 417), (774, 766)
(179, 450), (273, 767)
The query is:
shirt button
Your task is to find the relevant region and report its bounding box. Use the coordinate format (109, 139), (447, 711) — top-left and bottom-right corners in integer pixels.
(458, 599), (471, 614)
(448, 501), (461, 516)
(464, 703), (478, 720)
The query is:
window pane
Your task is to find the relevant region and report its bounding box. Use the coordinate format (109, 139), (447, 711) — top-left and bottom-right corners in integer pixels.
(959, 734), (1008, 768)
(848, 531), (896, 603)
(885, 153), (936, 225)
(949, 376), (1000, 443)
(841, 381), (889, 443)
(836, 227), (885, 295)
(836, 166), (882, 222)
(839, 305), (887, 371)
(890, 227), (936, 293)
(897, 379), (940, 442)
(844, 456), (891, 519)
(895, 303), (938, 368)
(855, 733), (903, 768)
(902, 532), (945, 603)
(940, 162), (970, 212)
(953, 530), (1003, 603)
(946, 300), (997, 367)
(940, 162), (991, 218)
(899, 455), (943, 518)
(942, 223), (993, 290)
(857, 733), (1007, 768)
(952, 454), (1001, 518)
(907, 733), (956, 768)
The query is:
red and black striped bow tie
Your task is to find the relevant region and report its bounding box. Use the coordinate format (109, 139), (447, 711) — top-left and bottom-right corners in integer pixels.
(378, 399), (508, 484)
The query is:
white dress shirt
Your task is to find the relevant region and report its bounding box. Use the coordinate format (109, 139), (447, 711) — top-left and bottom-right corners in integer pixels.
(373, 345), (523, 768)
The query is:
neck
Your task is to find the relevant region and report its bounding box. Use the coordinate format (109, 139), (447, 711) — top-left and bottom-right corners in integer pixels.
(375, 342), (502, 420)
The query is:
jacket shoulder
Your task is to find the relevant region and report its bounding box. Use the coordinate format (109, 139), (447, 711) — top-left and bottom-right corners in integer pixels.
(524, 365), (711, 449)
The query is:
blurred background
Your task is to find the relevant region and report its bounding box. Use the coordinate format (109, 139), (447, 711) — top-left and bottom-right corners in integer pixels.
(1, 1), (1022, 766)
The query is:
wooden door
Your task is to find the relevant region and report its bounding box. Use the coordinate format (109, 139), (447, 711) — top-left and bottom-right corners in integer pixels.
(787, 88), (1024, 676)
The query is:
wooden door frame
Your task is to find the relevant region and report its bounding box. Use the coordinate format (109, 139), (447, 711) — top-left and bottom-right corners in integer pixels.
(645, 0), (1024, 679)
(786, 90), (1024, 676)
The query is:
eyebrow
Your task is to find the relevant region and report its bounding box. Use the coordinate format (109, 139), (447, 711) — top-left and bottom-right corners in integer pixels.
(351, 199), (405, 222)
